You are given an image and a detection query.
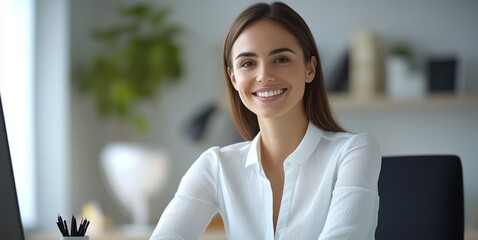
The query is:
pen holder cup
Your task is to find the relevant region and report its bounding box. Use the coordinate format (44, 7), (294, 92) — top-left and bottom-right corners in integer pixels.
(60, 237), (89, 240)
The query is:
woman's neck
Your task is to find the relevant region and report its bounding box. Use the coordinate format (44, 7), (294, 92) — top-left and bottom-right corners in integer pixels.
(258, 114), (309, 167)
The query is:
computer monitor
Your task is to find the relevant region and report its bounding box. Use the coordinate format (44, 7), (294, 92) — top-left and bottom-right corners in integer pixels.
(0, 94), (26, 240)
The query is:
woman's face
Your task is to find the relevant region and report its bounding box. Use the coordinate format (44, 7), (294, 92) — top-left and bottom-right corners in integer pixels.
(228, 19), (316, 121)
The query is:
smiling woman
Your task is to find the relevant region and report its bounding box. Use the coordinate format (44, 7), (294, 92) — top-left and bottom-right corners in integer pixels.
(223, 4), (344, 141)
(150, 2), (381, 240)
(227, 19), (316, 126)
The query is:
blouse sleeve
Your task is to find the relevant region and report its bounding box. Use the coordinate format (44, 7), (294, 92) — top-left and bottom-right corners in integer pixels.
(149, 148), (219, 240)
(319, 134), (382, 240)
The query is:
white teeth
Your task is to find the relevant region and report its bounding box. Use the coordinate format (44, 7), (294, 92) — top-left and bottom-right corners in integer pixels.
(256, 89), (284, 98)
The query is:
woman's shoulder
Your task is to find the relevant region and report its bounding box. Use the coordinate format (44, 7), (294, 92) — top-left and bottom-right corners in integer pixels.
(196, 141), (251, 165)
(320, 131), (381, 159)
(219, 140), (252, 153)
(180, 141), (251, 188)
(202, 140), (251, 156)
(322, 131), (378, 147)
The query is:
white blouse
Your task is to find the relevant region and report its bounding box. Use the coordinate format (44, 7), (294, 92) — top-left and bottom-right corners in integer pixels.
(150, 122), (381, 240)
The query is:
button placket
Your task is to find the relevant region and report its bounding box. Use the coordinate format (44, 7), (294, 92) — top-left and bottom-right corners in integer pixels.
(275, 160), (298, 238)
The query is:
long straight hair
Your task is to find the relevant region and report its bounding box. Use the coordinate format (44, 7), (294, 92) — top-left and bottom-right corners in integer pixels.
(223, 2), (345, 140)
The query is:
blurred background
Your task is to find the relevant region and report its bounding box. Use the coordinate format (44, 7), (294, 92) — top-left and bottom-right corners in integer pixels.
(1, 0), (477, 239)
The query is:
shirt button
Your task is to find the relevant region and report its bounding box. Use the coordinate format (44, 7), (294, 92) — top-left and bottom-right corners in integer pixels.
(286, 162), (291, 167)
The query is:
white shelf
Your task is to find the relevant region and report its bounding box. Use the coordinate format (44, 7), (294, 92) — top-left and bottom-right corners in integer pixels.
(329, 93), (478, 111)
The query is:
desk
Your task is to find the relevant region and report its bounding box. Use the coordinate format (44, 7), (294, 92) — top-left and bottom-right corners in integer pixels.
(466, 229), (478, 240)
(31, 228), (478, 240)
(30, 225), (226, 240)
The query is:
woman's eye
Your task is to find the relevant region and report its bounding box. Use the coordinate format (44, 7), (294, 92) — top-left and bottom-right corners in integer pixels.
(240, 60), (255, 68)
(274, 57), (289, 63)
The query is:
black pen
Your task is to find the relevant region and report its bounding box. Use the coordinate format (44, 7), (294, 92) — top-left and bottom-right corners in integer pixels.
(58, 214), (70, 236)
(56, 221), (66, 236)
(57, 214), (62, 227)
(81, 218), (88, 236)
(58, 215), (65, 233)
(57, 214), (65, 236)
(64, 219), (69, 236)
(84, 219), (90, 236)
(78, 218), (84, 236)
(82, 220), (90, 236)
(78, 218), (86, 236)
(71, 215), (77, 236)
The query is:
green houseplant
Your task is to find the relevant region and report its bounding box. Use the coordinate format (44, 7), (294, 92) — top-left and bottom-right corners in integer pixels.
(72, 3), (183, 225)
(73, 3), (183, 134)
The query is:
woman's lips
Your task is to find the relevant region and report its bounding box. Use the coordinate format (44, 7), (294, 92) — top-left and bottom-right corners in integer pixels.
(253, 88), (286, 98)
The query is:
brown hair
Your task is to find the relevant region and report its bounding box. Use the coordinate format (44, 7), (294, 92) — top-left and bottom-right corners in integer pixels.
(223, 2), (344, 140)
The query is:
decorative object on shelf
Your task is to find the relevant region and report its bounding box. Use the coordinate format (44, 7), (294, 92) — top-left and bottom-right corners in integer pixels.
(327, 50), (349, 92)
(427, 56), (458, 92)
(81, 201), (111, 233)
(386, 43), (425, 100)
(349, 30), (382, 99)
(100, 142), (169, 226)
(185, 102), (217, 141)
(72, 3), (183, 133)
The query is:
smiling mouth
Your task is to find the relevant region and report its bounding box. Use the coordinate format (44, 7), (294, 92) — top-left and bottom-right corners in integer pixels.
(254, 88), (286, 98)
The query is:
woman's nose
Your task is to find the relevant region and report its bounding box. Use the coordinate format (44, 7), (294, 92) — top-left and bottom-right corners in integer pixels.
(257, 64), (275, 83)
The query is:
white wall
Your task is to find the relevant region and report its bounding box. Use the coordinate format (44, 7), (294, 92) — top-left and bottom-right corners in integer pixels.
(0, 0), (36, 227)
(35, 0), (70, 231)
(65, 0), (478, 230)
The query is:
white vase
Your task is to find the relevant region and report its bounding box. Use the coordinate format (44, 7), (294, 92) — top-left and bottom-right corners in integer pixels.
(386, 56), (425, 99)
(100, 142), (169, 225)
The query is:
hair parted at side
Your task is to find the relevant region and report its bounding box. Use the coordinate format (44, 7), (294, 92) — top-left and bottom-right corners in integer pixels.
(223, 2), (345, 140)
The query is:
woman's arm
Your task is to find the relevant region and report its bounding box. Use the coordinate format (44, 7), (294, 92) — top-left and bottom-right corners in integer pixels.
(150, 148), (220, 240)
(319, 134), (382, 240)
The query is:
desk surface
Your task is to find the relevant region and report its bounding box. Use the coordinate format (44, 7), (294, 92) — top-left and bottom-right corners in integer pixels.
(30, 225), (226, 240)
(32, 226), (478, 240)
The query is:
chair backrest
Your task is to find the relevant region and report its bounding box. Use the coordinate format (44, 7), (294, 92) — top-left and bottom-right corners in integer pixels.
(375, 155), (464, 240)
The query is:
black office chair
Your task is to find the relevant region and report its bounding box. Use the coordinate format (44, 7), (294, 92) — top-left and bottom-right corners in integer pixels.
(375, 155), (464, 240)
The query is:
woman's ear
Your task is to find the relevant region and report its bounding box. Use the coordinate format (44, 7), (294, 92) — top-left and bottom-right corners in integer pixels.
(228, 67), (238, 89)
(306, 56), (317, 83)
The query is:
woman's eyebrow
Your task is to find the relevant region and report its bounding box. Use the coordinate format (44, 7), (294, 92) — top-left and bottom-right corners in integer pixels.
(234, 48), (295, 60)
(269, 47), (295, 55)
(235, 52), (256, 60)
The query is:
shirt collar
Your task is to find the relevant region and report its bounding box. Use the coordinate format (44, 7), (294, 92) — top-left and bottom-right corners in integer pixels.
(244, 122), (323, 168)
(245, 131), (262, 168)
(288, 121), (323, 164)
